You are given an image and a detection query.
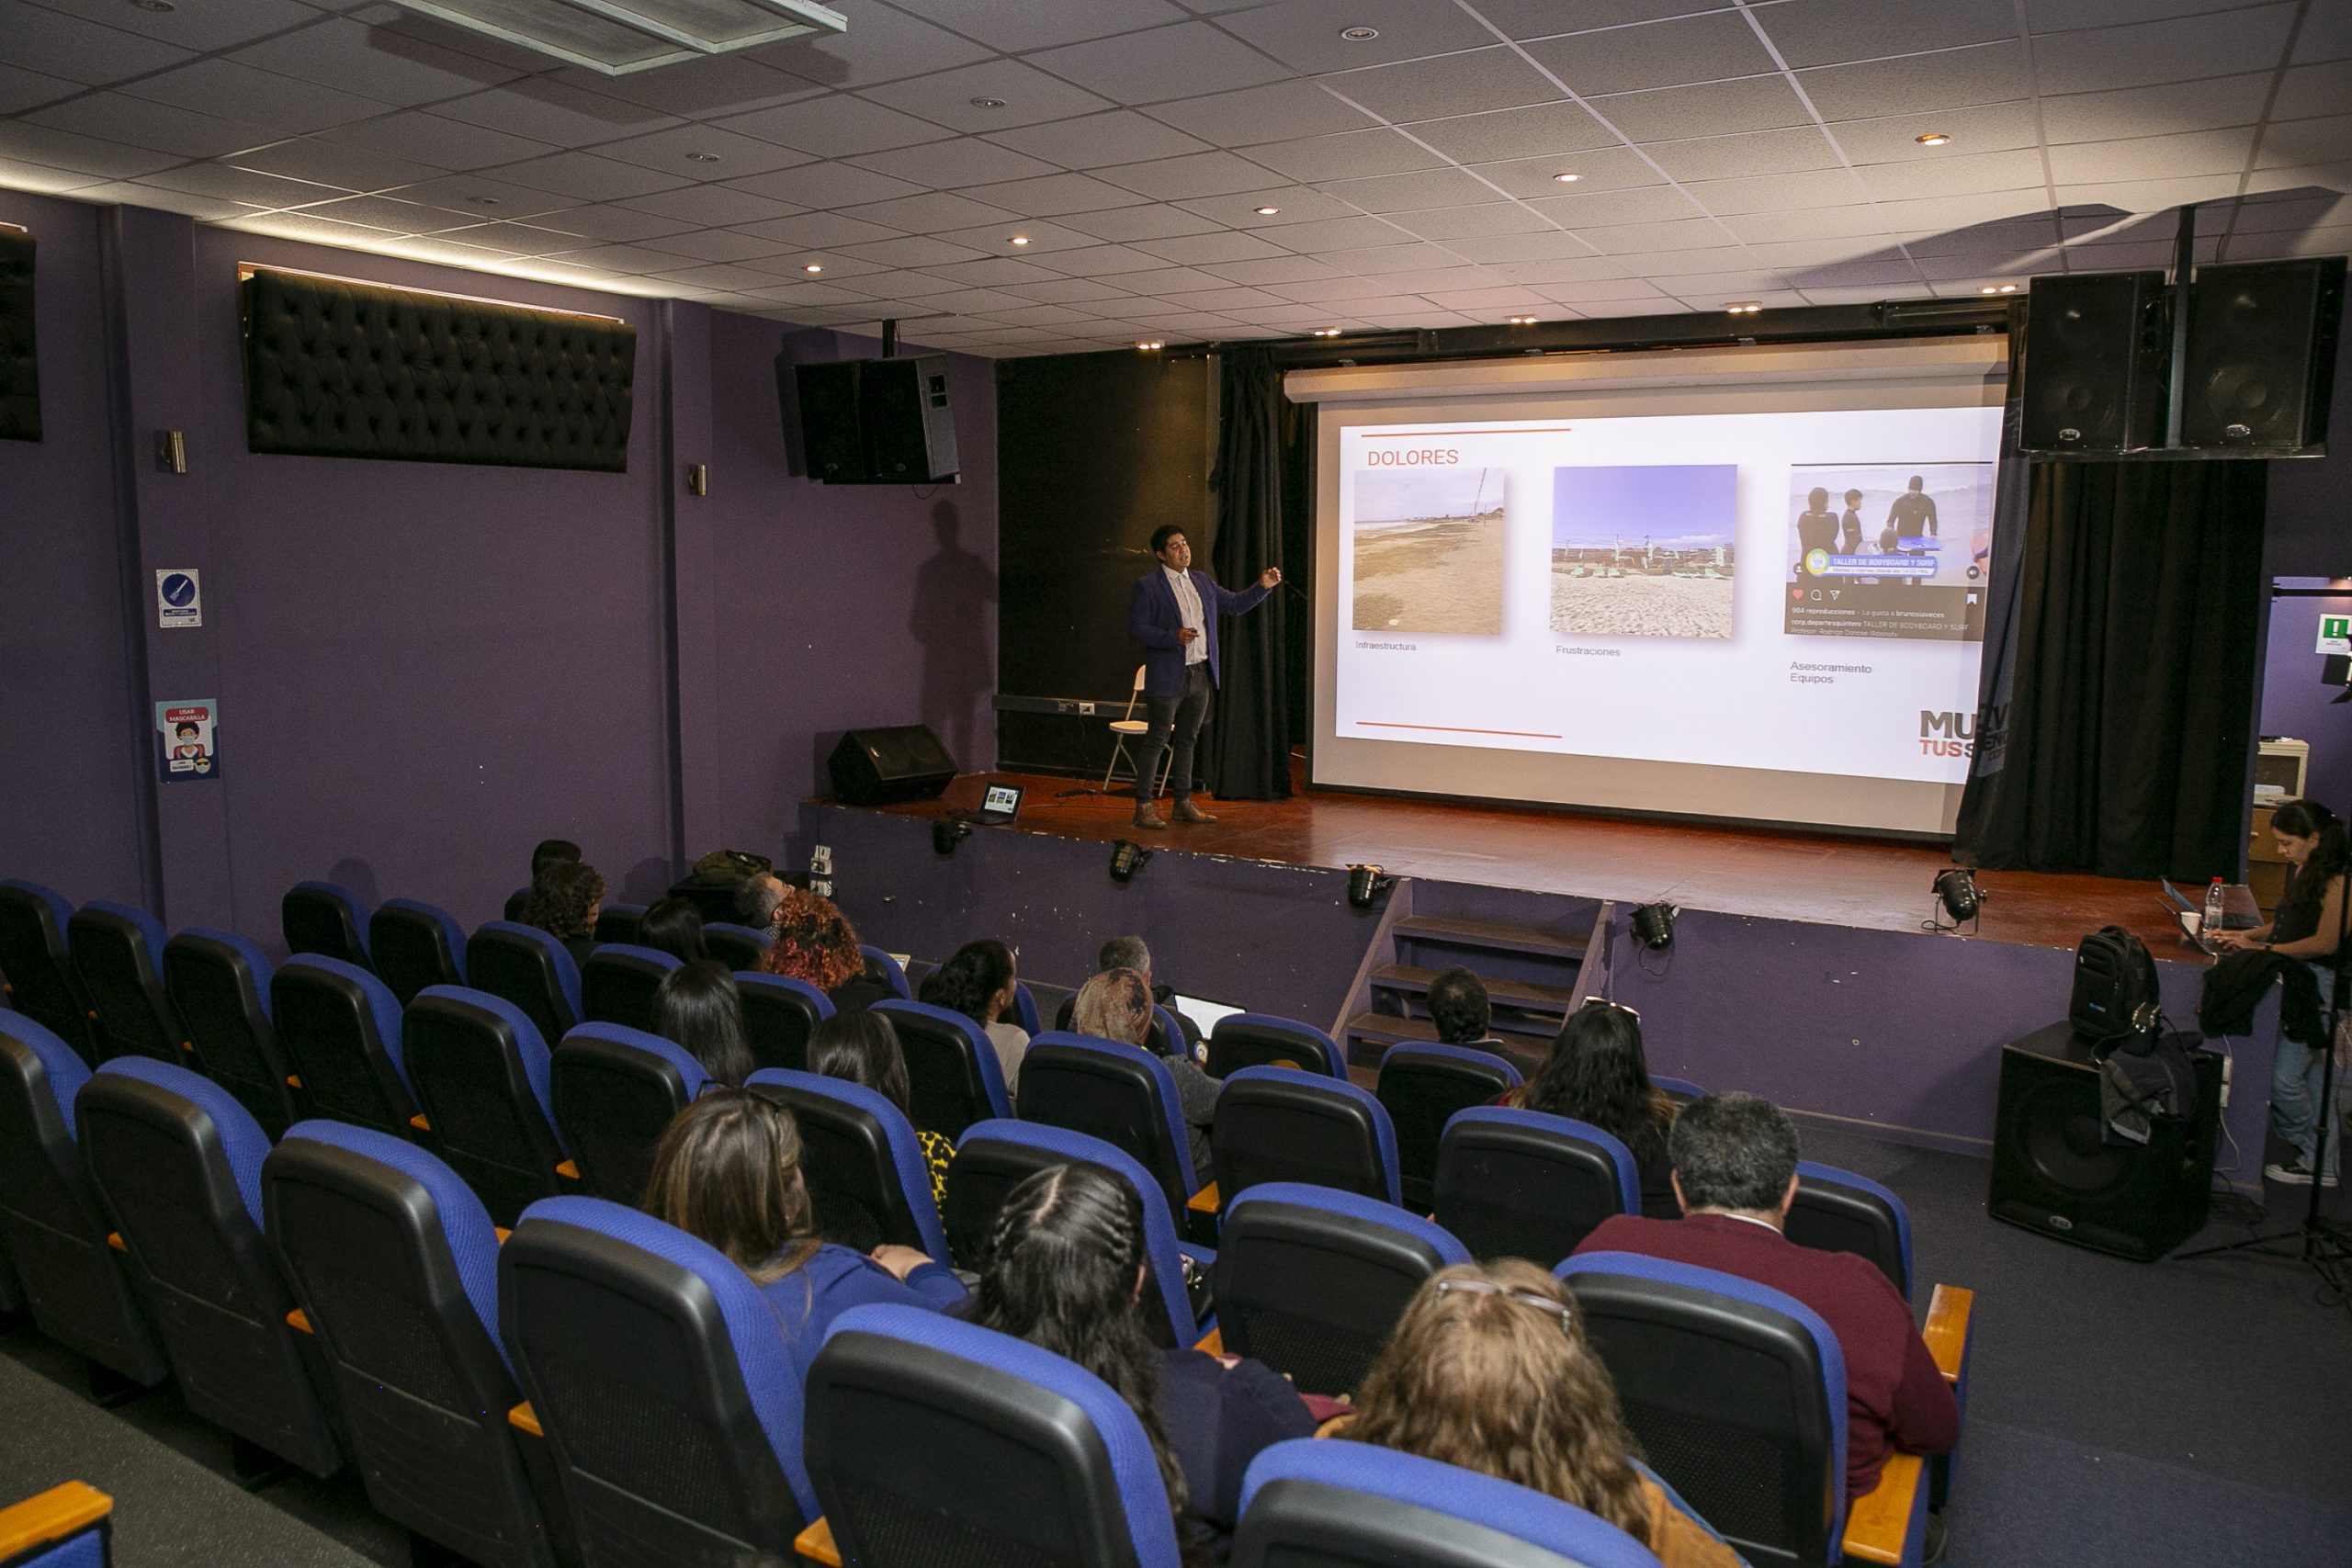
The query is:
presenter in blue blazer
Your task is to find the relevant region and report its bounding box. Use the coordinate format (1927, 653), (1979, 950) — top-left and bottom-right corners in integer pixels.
(1126, 524), (1282, 829)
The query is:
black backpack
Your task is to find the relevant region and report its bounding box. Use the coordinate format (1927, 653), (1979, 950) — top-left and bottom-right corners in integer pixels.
(2071, 925), (2161, 1041)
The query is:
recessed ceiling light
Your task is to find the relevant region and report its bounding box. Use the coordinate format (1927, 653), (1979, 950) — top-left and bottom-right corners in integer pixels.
(970, 96), (1006, 107)
(1915, 131), (1951, 146)
(467, 196), (502, 206)
(803, 262), (823, 273)
(1727, 301), (1762, 314)
(1009, 235), (1030, 245)
(1340, 26), (1378, 40)
(684, 151), (720, 163)
(1254, 206), (1281, 215)
(1553, 172), (1581, 183)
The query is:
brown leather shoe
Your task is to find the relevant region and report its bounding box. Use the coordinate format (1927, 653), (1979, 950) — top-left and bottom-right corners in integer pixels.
(1133, 805), (1168, 830)
(1172, 798), (1218, 824)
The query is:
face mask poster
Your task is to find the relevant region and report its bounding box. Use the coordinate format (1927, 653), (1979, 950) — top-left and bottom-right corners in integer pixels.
(155, 700), (219, 782)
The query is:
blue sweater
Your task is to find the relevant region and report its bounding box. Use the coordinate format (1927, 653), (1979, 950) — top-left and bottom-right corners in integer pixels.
(756, 1243), (967, 1379)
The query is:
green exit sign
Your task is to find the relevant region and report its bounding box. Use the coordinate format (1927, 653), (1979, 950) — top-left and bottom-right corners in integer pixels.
(2320, 615), (2351, 653)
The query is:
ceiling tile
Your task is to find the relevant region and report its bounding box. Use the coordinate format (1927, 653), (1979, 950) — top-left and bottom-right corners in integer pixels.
(2033, 6), (2296, 95)
(1591, 75), (1815, 141)
(128, 59), (395, 135)
(1482, 254), (1635, 283)
(267, 191), (441, 231)
(985, 109), (1211, 170)
(1218, 0), (1497, 73)
(1393, 202), (1552, 240)
(1857, 147), (2047, 201)
(81, 178), (248, 217)
(1325, 47), (1567, 125)
(1028, 22), (1288, 105)
(1467, 0), (1731, 39)
(650, 262), (795, 290)
(1585, 243), (1753, 275)
(1422, 284), (1552, 310)
(1002, 274), (1143, 302)
(492, 150), (683, 201)
(1467, 145), (1665, 197)
(1172, 186), (1364, 225)
(1144, 80), (1374, 148)
(922, 256), (1064, 285)
(1244, 127), (1449, 181)
(1096, 148), (1289, 198)
(1826, 102), (2041, 164)
(231, 18), (519, 107)
(2049, 128), (2256, 184)
(1135, 230), (1295, 263)
(1758, 0), (2018, 70)
(852, 137), (1058, 185)
(1684, 165), (1869, 217)
(433, 80), (677, 147)
(411, 219), (578, 254)
(31, 0), (319, 53)
(1037, 242), (1191, 274)
(1052, 202), (1222, 240)
(379, 171), (574, 217)
(2240, 156), (2352, 195)
(0, 63), (77, 115)
(931, 219), (1099, 254)
(1794, 40), (2031, 119)
(557, 56), (820, 120)
(1717, 204), (1889, 243)
(750, 0), (992, 89)
(1, 3), (194, 85)
(1327, 252), (1488, 280)
(1525, 277), (1670, 303)
(737, 250), (891, 279)
(1872, 188), (2052, 230)
(963, 171), (1152, 215)
(1746, 233), (1905, 265)
(885, 0), (1189, 51)
(1250, 213), (1416, 251)
(596, 124), (815, 180)
(617, 183), (804, 224)
(2039, 73), (2270, 143)
(2273, 61), (2352, 120)
(859, 60), (1116, 132)
(834, 234), (991, 266)
(2290, 1), (2352, 63)
(1525, 12), (1778, 96)
(1155, 285), (1286, 310)
(1408, 98), (1621, 164)
(1890, 212), (2060, 254)
(1440, 229), (1608, 263)
(1314, 166), (1499, 213)
(630, 228), (783, 262)
(734, 209), (903, 245)
(1267, 272), (1412, 301)
(1527, 184), (1707, 227)
(2225, 223), (2352, 261)
(28, 94), (277, 161)
(839, 189), (1019, 231)
(718, 95), (956, 157)
(1199, 254), (1344, 284)
(2259, 114), (2352, 169)
(230, 136), (444, 190)
(1645, 126), (1840, 181)
(724, 161), (928, 208)
(315, 109), (558, 172)
(1577, 216), (1732, 254)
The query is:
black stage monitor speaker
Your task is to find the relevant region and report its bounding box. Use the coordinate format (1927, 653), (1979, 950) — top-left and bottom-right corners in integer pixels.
(830, 726), (956, 806)
(785, 355), (957, 484)
(2019, 271), (2171, 453)
(1987, 1021), (2221, 1261)
(792, 359), (868, 481)
(2182, 257), (2346, 452)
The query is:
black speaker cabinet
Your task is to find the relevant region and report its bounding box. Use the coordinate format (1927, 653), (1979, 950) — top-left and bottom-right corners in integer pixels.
(829, 726), (956, 806)
(2182, 257), (2346, 452)
(790, 359), (868, 481)
(1987, 1022), (2221, 1261)
(860, 355), (957, 482)
(2020, 271), (2171, 453)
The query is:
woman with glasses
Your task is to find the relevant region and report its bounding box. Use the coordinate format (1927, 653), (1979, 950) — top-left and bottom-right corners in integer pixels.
(1505, 998), (1682, 1218)
(1346, 1261), (1744, 1567)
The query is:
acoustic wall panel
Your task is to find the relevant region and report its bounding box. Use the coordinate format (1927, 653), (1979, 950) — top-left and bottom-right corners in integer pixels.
(0, 227), (39, 444)
(242, 267), (636, 472)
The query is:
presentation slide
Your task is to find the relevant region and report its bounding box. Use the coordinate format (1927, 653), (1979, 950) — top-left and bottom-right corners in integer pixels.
(1320, 397), (2006, 834)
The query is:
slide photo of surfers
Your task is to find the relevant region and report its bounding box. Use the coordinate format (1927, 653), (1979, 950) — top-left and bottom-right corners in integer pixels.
(1350, 467), (1507, 635)
(1783, 462), (1994, 642)
(1549, 464), (1737, 639)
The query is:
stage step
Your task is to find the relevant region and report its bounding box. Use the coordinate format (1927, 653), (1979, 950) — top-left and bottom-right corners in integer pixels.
(1392, 914), (1586, 963)
(1342, 1010), (1552, 1075)
(1369, 963), (1577, 1014)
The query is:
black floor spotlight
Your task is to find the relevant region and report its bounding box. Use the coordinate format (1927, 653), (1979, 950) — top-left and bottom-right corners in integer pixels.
(1347, 863), (1393, 908)
(933, 818), (972, 856)
(1930, 867), (1984, 932)
(1631, 900), (1678, 952)
(1109, 840), (1152, 884)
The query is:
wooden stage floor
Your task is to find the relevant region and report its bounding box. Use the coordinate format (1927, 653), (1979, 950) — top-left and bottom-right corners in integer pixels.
(864, 769), (2195, 956)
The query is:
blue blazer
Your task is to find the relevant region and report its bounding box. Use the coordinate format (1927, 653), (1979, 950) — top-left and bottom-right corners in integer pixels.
(1128, 568), (1271, 699)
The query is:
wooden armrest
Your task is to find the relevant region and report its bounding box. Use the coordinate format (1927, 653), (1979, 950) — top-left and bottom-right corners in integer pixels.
(286, 1075), (302, 1089)
(180, 1040), (197, 1055)
(555, 1160), (580, 1180)
(795, 1517), (842, 1567)
(1193, 1326), (1224, 1354)
(107, 1232), (125, 1252)
(494, 1226), (512, 1244)
(1923, 1283), (1973, 1386)
(508, 1402), (542, 1438)
(1840, 1451), (1923, 1566)
(1314, 1413), (1355, 1439)
(0, 1481), (112, 1558)
(409, 1113), (431, 1133)
(286, 1308), (312, 1335)
(1185, 1181), (1221, 1215)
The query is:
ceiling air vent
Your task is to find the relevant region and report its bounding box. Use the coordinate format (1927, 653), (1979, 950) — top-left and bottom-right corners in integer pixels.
(380, 0), (843, 74)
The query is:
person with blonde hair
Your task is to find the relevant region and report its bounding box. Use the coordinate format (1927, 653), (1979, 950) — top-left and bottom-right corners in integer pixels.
(1071, 965), (1221, 1182)
(1346, 1260), (1744, 1568)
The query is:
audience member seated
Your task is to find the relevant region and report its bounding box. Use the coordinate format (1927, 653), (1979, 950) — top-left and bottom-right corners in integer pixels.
(1074, 967), (1220, 1184)
(756, 888), (893, 1012)
(736, 871), (788, 936)
(650, 960), (753, 1089)
(974, 1163), (1313, 1560)
(918, 938), (1028, 1097)
(1343, 1259), (1743, 1568)
(1573, 1091), (1959, 1502)
(1428, 965), (1509, 1049)
(505, 838), (582, 921)
(808, 1009), (956, 1208)
(1057, 934), (1200, 1053)
(641, 1087), (964, 1377)
(639, 896), (709, 965)
(1505, 1000), (1679, 1219)
(523, 860), (605, 968)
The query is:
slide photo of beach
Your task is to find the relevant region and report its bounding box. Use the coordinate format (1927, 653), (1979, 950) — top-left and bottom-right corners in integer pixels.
(1350, 467), (1507, 635)
(1782, 462), (1996, 641)
(1550, 464), (1737, 639)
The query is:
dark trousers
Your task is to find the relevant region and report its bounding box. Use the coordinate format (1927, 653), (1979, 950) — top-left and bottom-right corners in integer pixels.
(1136, 664), (1212, 804)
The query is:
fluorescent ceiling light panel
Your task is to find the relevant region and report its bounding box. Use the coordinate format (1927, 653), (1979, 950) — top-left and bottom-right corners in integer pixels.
(379, 0), (844, 75)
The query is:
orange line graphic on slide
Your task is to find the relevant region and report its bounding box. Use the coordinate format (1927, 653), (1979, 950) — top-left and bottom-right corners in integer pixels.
(1361, 428), (1574, 437)
(1358, 721), (1564, 739)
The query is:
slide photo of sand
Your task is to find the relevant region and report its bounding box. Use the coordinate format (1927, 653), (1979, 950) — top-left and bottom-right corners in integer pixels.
(1350, 467), (1507, 635)
(1549, 465), (1738, 639)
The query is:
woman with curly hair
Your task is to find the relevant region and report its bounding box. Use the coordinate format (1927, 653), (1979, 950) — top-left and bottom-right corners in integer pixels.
(522, 859), (605, 967)
(918, 937), (1026, 1094)
(1505, 999), (1680, 1218)
(754, 886), (894, 1010)
(1346, 1260), (1743, 1568)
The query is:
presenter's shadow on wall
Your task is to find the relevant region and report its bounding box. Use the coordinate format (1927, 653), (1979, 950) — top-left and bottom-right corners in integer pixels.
(912, 499), (995, 771)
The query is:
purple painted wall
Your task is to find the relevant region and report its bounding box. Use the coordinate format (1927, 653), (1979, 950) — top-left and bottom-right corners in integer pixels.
(2260, 585), (2352, 808)
(0, 189), (147, 908)
(2264, 341), (2352, 578)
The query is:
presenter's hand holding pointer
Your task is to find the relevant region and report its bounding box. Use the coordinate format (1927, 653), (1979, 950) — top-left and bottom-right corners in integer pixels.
(1259, 566), (1283, 590)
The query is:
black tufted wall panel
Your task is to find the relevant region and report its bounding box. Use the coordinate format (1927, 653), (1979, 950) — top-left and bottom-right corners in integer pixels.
(0, 227), (38, 444)
(242, 267), (636, 472)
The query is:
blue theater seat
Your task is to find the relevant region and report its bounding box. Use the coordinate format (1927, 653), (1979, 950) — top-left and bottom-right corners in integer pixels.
(466, 923), (582, 1057)
(1205, 1013), (1347, 1079)
(76, 1059), (342, 1481)
(871, 998), (1011, 1140)
(264, 1122), (561, 1568)
(501, 1196), (814, 1563)
(1213, 1184), (1468, 1399)
(1434, 1107), (1638, 1267)
(403, 987), (568, 1226)
(0, 1016), (168, 1393)
(1234, 1439), (1666, 1568)
(702, 921), (771, 973)
(736, 973), (831, 1074)
(0, 879), (100, 1066)
(282, 881), (373, 971)
(548, 1025), (707, 1205)
(0, 1482), (116, 1568)
(805, 1303), (1184, 1568)
(272, 956), (417, 1139)
(1790, 1161), (1914, 1301)
(745, 1068), (947, 1263)
(1012, 980), (1042, 1037)
(66, 901), (186, 1066)
(1212, 1066), (1400, 1207)
(579, 944), (681, 1034)
(368, 898), (468, 1007)
(857, 945), (911, 1000)
(1376, 1042), (1521, 1211)
(164, 929), (298, 1138)
(593, 903), (646, 947)
(1654, 1075), (1709, 1103)
(1016, 1033), (1202, 1218)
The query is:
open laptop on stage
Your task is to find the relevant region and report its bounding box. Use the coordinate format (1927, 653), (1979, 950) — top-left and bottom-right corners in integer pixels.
(973, 781), (1024, 826)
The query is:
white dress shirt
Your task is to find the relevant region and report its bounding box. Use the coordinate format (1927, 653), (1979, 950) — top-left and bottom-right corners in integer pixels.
(1165, 566), (1207, 667)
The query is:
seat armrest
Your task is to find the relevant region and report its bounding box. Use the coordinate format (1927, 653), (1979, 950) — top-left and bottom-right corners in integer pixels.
(495, 1226), (512, 1244)
(409, 1113), (431, 1133)
(0, 1481), (112, 1559)
(796, 1517), (842, 1566)
(1924, 1283), (1973, 1386)
(107, 1232), (125, 1252)
(508, 1402), (543, 1438)
(1185, 1180), (1221, 1215)
(287, 1309), (313, 1335)
(1193, 1326), (1224, 1354)
(555, 1159), (580, 1180)
(1841, 1451), (1926, 1566)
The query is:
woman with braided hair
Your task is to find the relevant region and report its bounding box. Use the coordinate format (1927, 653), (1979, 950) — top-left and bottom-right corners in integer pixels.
(973, 1163), (1312, 1562)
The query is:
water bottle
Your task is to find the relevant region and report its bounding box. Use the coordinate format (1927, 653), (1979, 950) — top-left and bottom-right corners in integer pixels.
(2203, 876), (2226, 950)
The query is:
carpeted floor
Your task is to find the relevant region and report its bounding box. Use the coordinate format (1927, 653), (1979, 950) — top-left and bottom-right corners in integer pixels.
(4, 1125), (2346, 1568)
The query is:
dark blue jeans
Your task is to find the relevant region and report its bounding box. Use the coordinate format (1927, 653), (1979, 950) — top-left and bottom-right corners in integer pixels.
(1136, 664), (1212, 805)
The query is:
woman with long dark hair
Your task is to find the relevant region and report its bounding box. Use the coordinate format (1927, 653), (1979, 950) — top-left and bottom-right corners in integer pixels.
(641, 1088), (964, 1374)
(974, 1164), (1311, 1562)
(650, 960), (753, 1089)
(918, 938), (1027, 1094)
(808, 1008), (956, 1218)
(1346, 1260), (1742, 1568)
(639, 896), (708, 965)
(1507, 999), (1679, 1218)
(523, 859), (604, 966)
(2211, 797), (2349, 1185)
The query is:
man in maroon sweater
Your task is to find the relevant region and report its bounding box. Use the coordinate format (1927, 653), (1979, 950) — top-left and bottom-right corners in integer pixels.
(1574, 1092), (1959, 1503)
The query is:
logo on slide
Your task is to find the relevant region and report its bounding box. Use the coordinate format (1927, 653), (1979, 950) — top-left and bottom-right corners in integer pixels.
(1803, 547), (1830, 576)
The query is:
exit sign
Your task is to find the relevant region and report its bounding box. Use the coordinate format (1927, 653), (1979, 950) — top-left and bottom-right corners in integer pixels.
(2320, 615), (2351, 655)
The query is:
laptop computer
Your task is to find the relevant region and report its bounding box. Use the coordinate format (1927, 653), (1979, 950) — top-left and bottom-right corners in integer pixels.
(1170, 993), (1245, 1035)
(973, 781), (1024, 826)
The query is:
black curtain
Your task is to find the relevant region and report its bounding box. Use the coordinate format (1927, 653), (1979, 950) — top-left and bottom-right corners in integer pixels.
(1208, 348), (1294, 799)
(1955, 455), (2267, 880)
